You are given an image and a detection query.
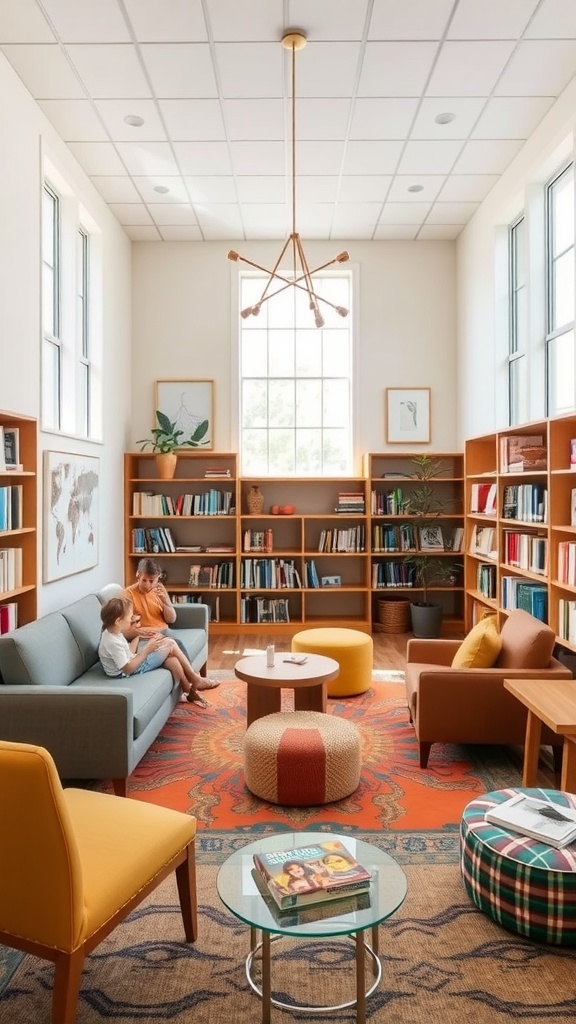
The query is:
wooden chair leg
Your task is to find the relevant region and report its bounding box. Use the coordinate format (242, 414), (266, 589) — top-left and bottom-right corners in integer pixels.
(552, 744), (563, 776)
(419, 742), (432, 769)
(52, 948), (86, 1024)
(111, 778), (128, 797)
(176, 842), (198, 942)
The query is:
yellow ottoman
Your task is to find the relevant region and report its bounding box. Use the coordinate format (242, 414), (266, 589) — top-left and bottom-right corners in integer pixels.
(291, 628), (373, 697)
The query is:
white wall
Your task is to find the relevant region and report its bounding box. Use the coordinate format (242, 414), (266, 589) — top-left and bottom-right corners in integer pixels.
(131, 238), (457, 469)
(0, 54), (133, 614)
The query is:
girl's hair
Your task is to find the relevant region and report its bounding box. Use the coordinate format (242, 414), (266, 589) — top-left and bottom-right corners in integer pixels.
(100, 595), (133, 629)
(136, 557), (162, 576)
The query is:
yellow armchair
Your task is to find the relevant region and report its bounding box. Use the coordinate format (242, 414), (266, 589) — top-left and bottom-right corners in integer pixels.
(0, 740), (198, 1024)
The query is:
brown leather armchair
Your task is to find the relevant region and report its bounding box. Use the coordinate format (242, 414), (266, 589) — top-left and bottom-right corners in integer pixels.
(405, 609), (572, 768)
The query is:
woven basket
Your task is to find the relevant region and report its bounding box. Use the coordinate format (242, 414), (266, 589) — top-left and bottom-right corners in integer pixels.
(376, 599), (411, 634)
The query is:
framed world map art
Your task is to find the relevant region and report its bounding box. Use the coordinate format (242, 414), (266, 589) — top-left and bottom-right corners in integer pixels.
(43, 451), (100, 582)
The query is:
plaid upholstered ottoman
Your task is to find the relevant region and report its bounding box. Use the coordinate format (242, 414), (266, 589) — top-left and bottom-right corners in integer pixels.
(243, 710), (361, 806)
(460, 788), (576, 945)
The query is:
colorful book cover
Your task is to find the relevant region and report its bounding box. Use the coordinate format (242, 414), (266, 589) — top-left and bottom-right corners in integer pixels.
(253, 838), (372, 910)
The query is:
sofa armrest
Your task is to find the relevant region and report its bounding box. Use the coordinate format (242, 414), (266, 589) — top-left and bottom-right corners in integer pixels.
(406, 638), (460, 665)
(0, 686), (133, 779)
(173, 603), (209, 632)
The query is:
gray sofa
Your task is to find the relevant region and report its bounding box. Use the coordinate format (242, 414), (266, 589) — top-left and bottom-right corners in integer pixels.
(0, 583), (209, 796)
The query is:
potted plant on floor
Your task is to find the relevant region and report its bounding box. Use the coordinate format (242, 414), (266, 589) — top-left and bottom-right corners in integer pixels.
(137, 410), (209, 479)
(404, 455), (460, 638)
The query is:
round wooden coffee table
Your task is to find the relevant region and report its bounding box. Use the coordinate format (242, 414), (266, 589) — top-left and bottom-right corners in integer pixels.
(234, 652), (339, 726)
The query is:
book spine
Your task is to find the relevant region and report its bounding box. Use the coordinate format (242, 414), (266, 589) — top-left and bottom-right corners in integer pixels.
(272, 878), (371, 909)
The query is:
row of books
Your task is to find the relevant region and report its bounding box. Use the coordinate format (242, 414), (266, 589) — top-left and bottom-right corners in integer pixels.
(318, 526), (365, 553)
(476, 561), (497, 599)
(372, 523), (416, 552)
(557, 542), (576, 587)
(243, 529), (273, 553)
(305, 559), (320, 588)
(372, 561), (415, 589)
(240, 558), (301, 590)
(0, 548), (22, 593)
(470, 481), (497, 514)
(335, 492), (365, 514)
(558, 598), (576, 645)
(370, 487), (409, 516)
(168, 591), (221, 621)
(188, 562), (234, 588)
(502, 483), (547, 523)
(253, 838), (372, 911)
(501, 576), (547, 621)
(469, 525), (497, 560)
(502, 531), (547, 575)
(204, 467), (232, 478)
(132, 526), (176, 554)
(0, 601), (18, 634)
(240, 596), (290, 623)
(132, 489), (234, 516)
(0, 484), (23, 532)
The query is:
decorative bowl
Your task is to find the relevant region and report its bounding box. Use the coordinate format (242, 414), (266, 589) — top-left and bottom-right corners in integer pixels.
(280, 504), (295, 515)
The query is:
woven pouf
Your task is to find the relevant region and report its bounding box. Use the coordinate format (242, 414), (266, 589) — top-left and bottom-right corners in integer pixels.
(243, 710), (361, 806)
(460, 788), (576, 945)
(291, 627), (373, 697)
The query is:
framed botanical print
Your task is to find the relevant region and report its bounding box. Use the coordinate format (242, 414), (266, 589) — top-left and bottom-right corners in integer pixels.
(154, 379), (214, 449)
(386, 388), (430, 444)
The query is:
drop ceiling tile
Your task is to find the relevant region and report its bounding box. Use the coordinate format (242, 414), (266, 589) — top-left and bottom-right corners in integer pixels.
(525, 0), (576, 38)
(223, 98), (284, 141)
(350, 99), (419, 140)
(358, 42), (438, 97)
(411, 98), (486, 140)
(242, 205), (289, 238)
(437, 174), (499, 202)
(399, 140), (465, 175)
(387, 175), (445, 201)
(108, 202), (153, 225)
(331, 203), (383, 233)
(216, 42), (282, 99)
(331, 220), (376, 240)
(295, 42), (361, 98)
(90, 175), (141, 202)
(427, 41), (516, 96)
(236, 176), (285, 203)
(289, 0), (368, 40)
(297, 99), (351, 141)
(373, 224), (419, 240)
(495, 40), (576, 96)
(343, 140), (404, 174)
(159, 225), (203, 240)
(158, 99), (226, 141)
(141, 43), (217, 98)
(418, 223), (463, 239)
(124, 225), (162, 240)
(472, 96), (555, 140)
(296, 204), (335, 236)
(131, 176), (191, 203)
(229, 141), (284, 176)
(297, 177), (339, 203)
(0, 0), (56, 42)
(207, 0), (282, 42)
(67, 141), (126, 174)
(339, 176), (392, 202)
(296, 141), (345, 175)
(1, 43), (86, 98)
(378, 202), (432, 224)
(115, 141), (180, 176)
(174, 141), (233, 175)
(426, 201), (480, 224)
(147, 203), (198, 225)
(66, 44), (151, 98)
(38, 99), (108, 141)
(369, 0), (454, 40)
(94, 99), (167, 141)
(453, 138), (525, 174)
(184, 176), (237, 203)
(194, 204), (244, 238)
(123, 0), (208, 43)
(447, 0), (538, 39)
(39, 0), (131, 42)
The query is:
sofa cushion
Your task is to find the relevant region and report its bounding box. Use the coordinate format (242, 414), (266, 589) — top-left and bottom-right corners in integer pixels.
(451, 616), (502, 669)
(0, 613), (82, 686)
(60, 594), (104, 670)
(495, 609), (555, 669)
(72, 664), (175, 739)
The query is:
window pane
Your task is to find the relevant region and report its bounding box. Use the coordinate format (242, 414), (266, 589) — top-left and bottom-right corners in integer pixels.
(509, 355), (527, 425)
(552, 168), (574, 257)
(552, 248), (575, 331)
(514, 285), (528, 352)
(296, 379), (321, 426)
(42, 188), (55, 265)
(42, 340), (60, 430)
(43, 264), (55, 335)
(78, 362), (89, 437)
(324, 379), (349, 427)
(269, 380), (295, 427)
(242, 379), (267, 427)
(548, 329), (575, 416)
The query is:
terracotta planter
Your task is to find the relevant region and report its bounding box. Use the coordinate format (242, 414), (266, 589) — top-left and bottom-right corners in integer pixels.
(155, 452), (177, 480)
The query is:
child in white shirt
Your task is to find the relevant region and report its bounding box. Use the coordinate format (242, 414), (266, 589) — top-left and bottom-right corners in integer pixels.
(98, 595), (209, 708)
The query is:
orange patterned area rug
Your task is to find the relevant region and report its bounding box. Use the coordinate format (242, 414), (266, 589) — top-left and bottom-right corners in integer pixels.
(99, 672), (524, 852)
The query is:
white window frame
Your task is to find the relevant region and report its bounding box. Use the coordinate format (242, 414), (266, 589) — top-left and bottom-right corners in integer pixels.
(508, 214), (528, 425)
(545, 162), (575, 417)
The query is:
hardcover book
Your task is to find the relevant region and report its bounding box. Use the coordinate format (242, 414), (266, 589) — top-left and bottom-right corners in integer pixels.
(253, 838), (372, 910)
(485, 793), (576, 848)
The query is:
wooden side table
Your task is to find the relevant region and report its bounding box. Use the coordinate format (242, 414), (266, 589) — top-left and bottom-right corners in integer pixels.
(503, 678), (576, 788)
(234, 652), (340, 726)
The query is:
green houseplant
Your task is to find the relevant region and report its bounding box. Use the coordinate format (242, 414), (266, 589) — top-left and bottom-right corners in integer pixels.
(137, 411), (209, 479)
(404, 455), (460, 638)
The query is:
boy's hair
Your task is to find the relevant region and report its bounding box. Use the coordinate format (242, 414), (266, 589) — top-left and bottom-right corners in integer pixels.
(136, 557), (162, 576)
(101, 595), (133, 629)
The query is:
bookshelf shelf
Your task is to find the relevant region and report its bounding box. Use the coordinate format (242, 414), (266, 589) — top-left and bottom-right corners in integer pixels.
(0, 411), (37, 634)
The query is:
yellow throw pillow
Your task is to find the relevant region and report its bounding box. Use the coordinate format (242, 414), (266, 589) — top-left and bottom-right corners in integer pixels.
(451, 615), (502, 669)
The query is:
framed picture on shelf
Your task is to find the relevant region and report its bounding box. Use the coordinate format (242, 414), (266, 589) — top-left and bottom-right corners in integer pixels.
(386, 388), (430, 444)
(418, 525), (445, 551)
(155, 379), (214, 450)
(43, 451), (100, 582)
(321, 575), (342, 587)
(4, 427), (20, 467)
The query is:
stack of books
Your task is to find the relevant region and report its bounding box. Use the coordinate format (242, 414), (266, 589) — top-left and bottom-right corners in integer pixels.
(252, 838), (372, 911)
(335, 491), (366, 514)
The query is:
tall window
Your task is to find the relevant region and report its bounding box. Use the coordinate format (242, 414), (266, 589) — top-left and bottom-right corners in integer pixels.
(508, 215), (528, 425)
(546, 163), (575, 416)
(239, 274), (353, 476)
(42, 184), (60, 430)
(77, 228), (90, 437)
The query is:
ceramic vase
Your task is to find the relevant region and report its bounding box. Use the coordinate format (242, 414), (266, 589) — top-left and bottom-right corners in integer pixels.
(247, 484), (264, 514)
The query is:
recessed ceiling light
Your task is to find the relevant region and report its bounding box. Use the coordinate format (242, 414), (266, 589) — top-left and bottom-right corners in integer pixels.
(153, 185), (170, 194)
(435, 112), (456, 125)
(124, 114), (144, 127)
(408, 184), (424, 193)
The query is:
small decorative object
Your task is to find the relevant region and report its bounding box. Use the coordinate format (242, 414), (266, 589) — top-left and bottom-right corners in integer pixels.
(280, 504), (295, 515)
(247, 484), (264, 514)
(137, 411), (208, 481)
(266, 643), (275, 668)
(386, 387), (431, 444)
(270, 505), (280, 515)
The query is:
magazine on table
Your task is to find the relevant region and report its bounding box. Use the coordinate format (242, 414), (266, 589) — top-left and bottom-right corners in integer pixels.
(484, 794), (576, 849)
(251, 869), (372, 924)
(253, 838), (372, 910)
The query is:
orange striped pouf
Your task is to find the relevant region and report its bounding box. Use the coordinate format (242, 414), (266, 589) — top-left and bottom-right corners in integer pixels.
(243, 711), (361, 806)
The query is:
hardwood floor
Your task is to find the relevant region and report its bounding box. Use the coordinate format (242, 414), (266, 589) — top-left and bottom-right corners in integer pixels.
(208, 631), (413, 672)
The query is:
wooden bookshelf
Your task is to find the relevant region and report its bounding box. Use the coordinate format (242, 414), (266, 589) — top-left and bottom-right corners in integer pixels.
(0, 410), (37, 632)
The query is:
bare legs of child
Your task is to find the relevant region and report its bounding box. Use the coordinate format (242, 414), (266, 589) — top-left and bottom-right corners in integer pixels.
(162, 641), (211, 708)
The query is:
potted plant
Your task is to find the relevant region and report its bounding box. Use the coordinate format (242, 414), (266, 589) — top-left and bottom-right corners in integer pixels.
(404, 455), (460, 638)
(137, 410), (209, 479)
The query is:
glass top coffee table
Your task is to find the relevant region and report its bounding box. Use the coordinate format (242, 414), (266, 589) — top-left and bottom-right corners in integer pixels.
(216, 830), (407, 1024)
